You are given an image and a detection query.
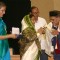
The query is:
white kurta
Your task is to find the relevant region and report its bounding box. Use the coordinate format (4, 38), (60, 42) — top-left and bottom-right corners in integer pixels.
(35, 17), (54, 56)
(35, 17), (47, 50)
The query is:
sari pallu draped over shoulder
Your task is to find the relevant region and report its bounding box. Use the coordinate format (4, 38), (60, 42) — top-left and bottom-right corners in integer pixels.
(19, 15), (41, 60)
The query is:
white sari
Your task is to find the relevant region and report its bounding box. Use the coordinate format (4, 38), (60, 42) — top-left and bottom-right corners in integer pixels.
(22, 41), (38, 60)
(20, 19), (40, 60)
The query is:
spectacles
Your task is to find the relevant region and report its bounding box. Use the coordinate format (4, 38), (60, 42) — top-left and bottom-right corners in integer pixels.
(32, 12), (39, 14)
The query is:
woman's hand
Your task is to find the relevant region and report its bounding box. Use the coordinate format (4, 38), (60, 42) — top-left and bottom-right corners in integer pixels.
(8, 34), (17, 39)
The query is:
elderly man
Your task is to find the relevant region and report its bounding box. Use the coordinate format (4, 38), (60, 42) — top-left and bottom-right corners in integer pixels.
(31, 6), (49, 60)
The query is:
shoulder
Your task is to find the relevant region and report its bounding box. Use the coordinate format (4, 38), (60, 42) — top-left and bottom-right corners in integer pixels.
(48, 22), (52, 28)
(38, 17), (47, 24)
(38, 17), (46, 22)
(48, 22), (52, 26)
(38, 17), (46, 20)
(21, 14), (29, 22)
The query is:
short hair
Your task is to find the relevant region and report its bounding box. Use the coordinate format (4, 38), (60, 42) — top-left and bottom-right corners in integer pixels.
(49, 10), (60, 17)
(0, 1), (6, 9)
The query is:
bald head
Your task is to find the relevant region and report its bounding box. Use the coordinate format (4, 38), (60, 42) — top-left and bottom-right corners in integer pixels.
(31, 6), (39, 20)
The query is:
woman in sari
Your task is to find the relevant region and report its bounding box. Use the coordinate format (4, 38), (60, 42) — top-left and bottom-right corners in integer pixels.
(19, 14), (41, 60)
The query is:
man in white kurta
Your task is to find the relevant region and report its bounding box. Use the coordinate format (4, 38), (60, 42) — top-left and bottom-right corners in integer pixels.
(34, 16), (49, 60)
(30, 6), (54, 60)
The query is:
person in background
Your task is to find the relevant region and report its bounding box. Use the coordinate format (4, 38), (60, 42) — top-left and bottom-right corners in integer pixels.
(0, 1), (17, 60)
(48, 10), (60, 60)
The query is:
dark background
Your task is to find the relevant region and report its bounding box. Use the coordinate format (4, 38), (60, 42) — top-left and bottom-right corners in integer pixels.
(1, 0), (31, 54)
